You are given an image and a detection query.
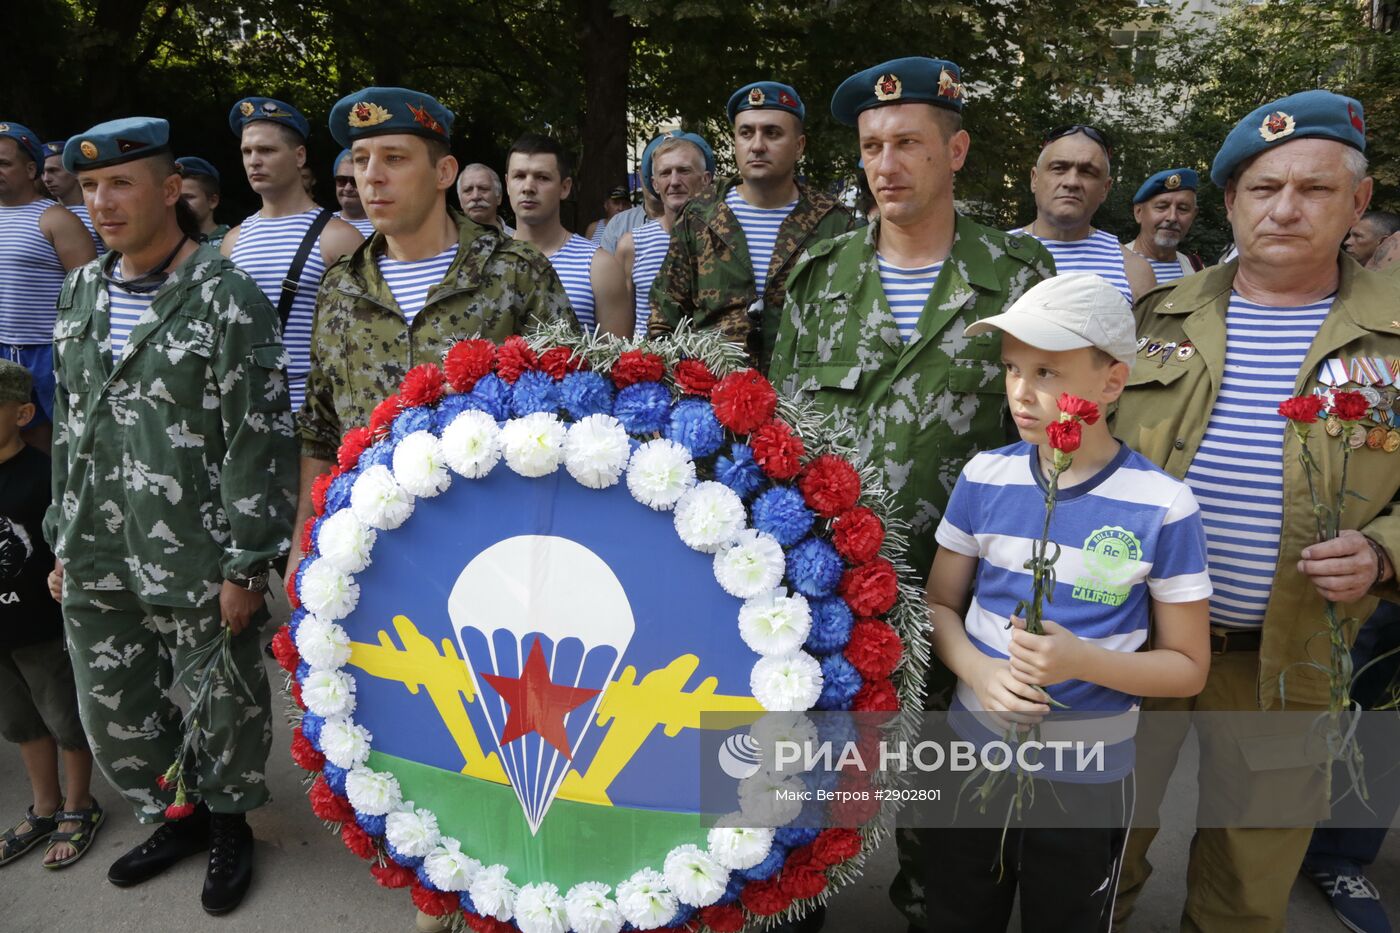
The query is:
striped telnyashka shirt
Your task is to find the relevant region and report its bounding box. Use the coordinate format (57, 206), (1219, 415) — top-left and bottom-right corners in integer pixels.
(1014, 227), (1134, 304)
(375, 245), (459, 326)
(876, 256), (945, 342)
(547, 234), (599, 330)
(0, 199), (67, 345)
(630, 221), (669, 335)
(724, 187), (796, 300)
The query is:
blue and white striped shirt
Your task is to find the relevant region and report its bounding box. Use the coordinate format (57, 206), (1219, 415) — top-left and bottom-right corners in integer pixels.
(589, 222), (606, 247)
(630, 221), (670, 335)
(229, 209), (328, 412)
(1183, 294), (1332, 629)
(334, 211), (375, 238)
(876, 256), (944, 341)
(0, 199), (68, 345)
(725, 187), (796, 300)
(67, 204), (106, 255)
(1144, 256), (1186, 285)
(105, 269), (156, 363)
(1014, 227), (1134, 304)
(375, 245), (459, 326)
(546, 234), (599, 330)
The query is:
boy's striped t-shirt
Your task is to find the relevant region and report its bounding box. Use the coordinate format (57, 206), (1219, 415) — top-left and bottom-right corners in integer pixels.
(1182, 293), (1332, 629)
(876, 256), (944, 341)
(724, 187), (796, 300)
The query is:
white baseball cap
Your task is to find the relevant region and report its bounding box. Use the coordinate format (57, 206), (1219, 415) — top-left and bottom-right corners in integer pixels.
(963, 273), (1138, 367)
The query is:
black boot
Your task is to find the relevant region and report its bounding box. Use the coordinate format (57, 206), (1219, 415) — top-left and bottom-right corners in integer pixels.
(107, 802), (211, 887)
(201, 811), (254, 915)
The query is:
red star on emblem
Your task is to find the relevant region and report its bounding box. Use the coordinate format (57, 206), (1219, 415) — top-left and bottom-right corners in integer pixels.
(1266, 113), (1288, 134)
(1349, 103), (1364, 133)
(481, 639), (600, 760)
(879, 77), (897, 96)
(353, 103), (372, 121)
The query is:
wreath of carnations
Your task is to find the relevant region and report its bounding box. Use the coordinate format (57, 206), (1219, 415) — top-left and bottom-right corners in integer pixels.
(273, 323), (928, 932)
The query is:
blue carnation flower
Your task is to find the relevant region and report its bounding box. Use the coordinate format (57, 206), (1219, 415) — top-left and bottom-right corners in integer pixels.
(289, 607), (309, 639)
(300, 712), (325, 750)
(295, 660), (311, 683)
(322, 762), (348, 795)
(666, 399), (725, 458)
(386, 841), (424, 870)
(717, 873), (746, 904)
(415, 864), (440, 891)
(614, 381), (672, 435)
(467, 372), (511, 421)
(390, 405), (434, 441)
(751, 485), (815, 546)
(815, 654), (864, 710)
(776, 824), (821, 848)
(739, 842), (789, 880)
(458, 891), (477, 916)
(432, 393), (478, 432)
(325, 470), (358, 513)
(359, 440), (396, 469)
(787, 537), (845, 598)
(560, 370), (614, 420)
(715, 443), (766, 500)
(805, 596), (855, 655)
(668, 905), (697, 927)
(355, 811), (386, 837)
(510, 369), (562, 417)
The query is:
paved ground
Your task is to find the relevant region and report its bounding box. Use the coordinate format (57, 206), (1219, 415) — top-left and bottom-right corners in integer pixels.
(4, 593), (1396, 931)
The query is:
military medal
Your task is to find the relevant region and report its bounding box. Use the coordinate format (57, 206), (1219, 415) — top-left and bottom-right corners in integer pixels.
(1361, 386), (1382, 408)
(1366, 427), (1386, 450)
(1385, 430), (1400, 454)
(1325, 416), (1344, 437)
(1176, 342), (1196, 361)
(1348, 425), (1367, 448)
(1156, 342), (1178, 367)
(1146, 341), (1163, 356)
(1318, 358), (1348, 386)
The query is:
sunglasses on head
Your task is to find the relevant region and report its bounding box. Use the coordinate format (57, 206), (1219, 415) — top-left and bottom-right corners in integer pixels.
(1042, 124), (1114, 160)
(334, 175), (357, 188)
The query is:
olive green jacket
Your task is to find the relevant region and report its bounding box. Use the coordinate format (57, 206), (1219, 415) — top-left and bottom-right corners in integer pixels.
(647, 176), (859, 371)
(768, 215), (1054, 576)
(44, 246), (297, 607)
(1115, 257), (1400, 709)
(297, 208), (576, 461)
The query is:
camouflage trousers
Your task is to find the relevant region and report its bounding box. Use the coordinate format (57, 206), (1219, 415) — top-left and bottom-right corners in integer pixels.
(61, 585), (273, 822)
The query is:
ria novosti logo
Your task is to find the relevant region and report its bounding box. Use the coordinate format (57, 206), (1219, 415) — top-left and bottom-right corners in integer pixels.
(716, 733), (762, 780)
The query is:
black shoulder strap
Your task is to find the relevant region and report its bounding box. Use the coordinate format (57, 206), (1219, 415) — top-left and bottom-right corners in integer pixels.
(277, 208), (334, 330)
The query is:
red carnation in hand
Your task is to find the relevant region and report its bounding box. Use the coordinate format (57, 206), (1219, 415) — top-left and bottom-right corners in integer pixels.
(751, 420), (805, 480)
(290, 726), (326, 772)
(309, 775), (355, 823)
(840, 558), (899, 616)
(399, 363), (447, 407)
(673, 359), (719, 397)
(1044, 419), (1082, 454)
(740, 877), (794, 916)
(832, 507), (885, 563)
(845, 618), (903, 680)
(270, 624), (299, 673)
(444, 339), (496, 392)
(371, 859), (416, 889)
(697, 904), (746, 932)
(337, 425), (373, 472)
(1057, 393), (1100, 425)
(538, 346), (584, 379)
(612, 349), (666, 388)
(853, 677), (900, 712)
(711, 369), (778, 433)
(411, 884), (460, 917)
(798, 455), (862, 518)
(1331, 390), (1370, 423)
(778, 848), (830, 900)
(496, 336), (538, 384)
(368, 395), (402, 440)
(164, 801), (196, 820)
(1278, 395), (1326, 424)
(811, 828), (863, 868)
(310, 471), (333, 515)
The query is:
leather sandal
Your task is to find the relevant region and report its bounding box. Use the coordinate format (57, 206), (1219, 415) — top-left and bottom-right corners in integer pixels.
(43, 799), (105, 869)
(0, 804), (59, 866)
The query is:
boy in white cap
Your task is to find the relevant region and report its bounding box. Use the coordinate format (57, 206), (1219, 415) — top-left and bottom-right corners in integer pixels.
(917, 272), (1212, 932)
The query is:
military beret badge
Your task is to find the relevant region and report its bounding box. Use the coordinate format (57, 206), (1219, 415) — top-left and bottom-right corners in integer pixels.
(1258, 110), (1296, 142)
(349, 101), (393, 129)
(748, 87), (766, 107)
(1165, 173), (1181, 190)
(79, 140), (99, 160)
(239, 101), (255, 117)
(874, 73), (902, 102)
(407, 102), (445, 136)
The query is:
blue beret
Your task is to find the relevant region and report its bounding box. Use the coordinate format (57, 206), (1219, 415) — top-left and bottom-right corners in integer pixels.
(328, 87), (454, 150)
(1133, 168), (1198, 204)
(832, 57), (965, 126)
(176, 156), (220, 184)
(332, 148), (352, 177)
(42, 140), (65, 159)
(726, 82), (805, 123)
(640, 130), (715, 197)
(63, 117), (171, 173)
(1210, 89), (1366, 188)
(228, 97), (309, 139)
(0, 123), (48, 169)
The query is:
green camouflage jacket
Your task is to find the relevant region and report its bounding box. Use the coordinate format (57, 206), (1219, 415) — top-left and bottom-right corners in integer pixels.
(647, 175), (858, 370)
(298, 208), (577, 461)
(769, 215), (1053, 577)
(202, 224), (231, 249)
(44, 245), (297, 608)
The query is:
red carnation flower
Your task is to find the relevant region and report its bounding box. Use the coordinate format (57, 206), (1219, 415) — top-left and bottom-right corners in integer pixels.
(778, 848), (830, 900)
(341, 821), (376, 859)
(411, 883), (460, 917)
(711, 369), (778, 433)
(798, 455), (862, 518)
(290, 726), (326, 772)
(496, 336), (539, 384)
(299, 514), (316, 558)
(612, 349), (666, 388)
(337, 425), (373, 472)
(290, 678), (306, 710)
(164, 801), (196, 820)
(740, 877), (794, 916)
(270, 624), (299, 674)
(840, 558), (898, 616)
(830, 783), (881, 826)
(1331, 390), (1370, 423)
(444, 339), (496, 392)
(832, 507), (885, 564)
(538, 346), (583, 379)
(371, 859), (416, 889)
(155, 773), (172, 791)
(463, 914), (516, 933)
(751, 421), (805, 480)
(310, 471), (333, 515)
(697, 904), (746, 932)
(400, 363), (447, 407)
(673, 359), (719, 397)
(811, 828), (863, 868)
(1044, 419), (1081, 454)
(309, 775), (355, 823)
(845, 618), (903, 680)
(368, 395), (402, 440)
(853, 677), (900, 712)
(1057, 393), (1100, 425)
(1278, 395), (1326, 424)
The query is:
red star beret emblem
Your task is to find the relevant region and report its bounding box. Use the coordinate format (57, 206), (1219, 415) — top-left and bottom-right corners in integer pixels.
(1349, 102), (1364, 133)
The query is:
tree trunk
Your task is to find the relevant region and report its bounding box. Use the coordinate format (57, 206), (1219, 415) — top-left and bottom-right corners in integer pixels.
(574, 0), (631, 234)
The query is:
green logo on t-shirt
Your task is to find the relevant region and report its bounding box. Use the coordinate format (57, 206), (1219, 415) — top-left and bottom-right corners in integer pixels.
(1072, 525), (1142, 607)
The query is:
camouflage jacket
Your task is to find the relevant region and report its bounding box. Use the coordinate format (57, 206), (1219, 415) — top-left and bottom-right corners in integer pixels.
(202, 224), (231, 249)
(769, 215), (1053, 576)
(647, 176), (858, 371)
(44, 245), (297, 608)
(298, 208), (577, 461)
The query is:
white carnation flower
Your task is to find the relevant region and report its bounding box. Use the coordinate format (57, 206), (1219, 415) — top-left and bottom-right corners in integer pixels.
(392, 430), (451, 497)
(294, 614), (352, 671)
(384, 805), (440, 858)
(663, 844), (728, 907)
(318, 717), (372, 770)
(349, 464), (415, 530)
(440, 409), (502, 478)
(469, 863), (518, 922)
(500, 412), (567, 477)
(344, 768), (401, 816)
(750, 651), (824, 712)
(300, 669), (356, 718)
(673, 481), (746, 553)
(515, 882), (568, 933)
(298, 560), (360, 622)
(564, 414), (631, 489)
(714, 529), (786, 599)
(564, 882), (623, 933)
(315, 509), (376, 574)
(750, 713), (819, 773)
(423, 838), (481, 893)
(707, 824), (775, 870)
(615, 868), (678, 929)
(738, 589), (812, 657)
(738, 770), (805, 826)
(626, 439), (696, 511)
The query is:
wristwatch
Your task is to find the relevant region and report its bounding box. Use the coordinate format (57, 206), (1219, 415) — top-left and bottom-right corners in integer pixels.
(229, 571), (270, 594)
